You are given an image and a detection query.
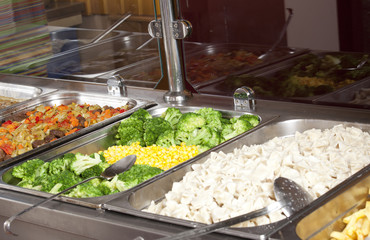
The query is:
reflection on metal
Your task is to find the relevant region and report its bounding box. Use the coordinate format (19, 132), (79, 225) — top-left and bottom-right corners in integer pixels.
(148, 20), (163, 38)
(157, 0), (193, 104)
(107, 75), (127, 97)
(233, 86), (256, 111)
(172, 20), (192, 39)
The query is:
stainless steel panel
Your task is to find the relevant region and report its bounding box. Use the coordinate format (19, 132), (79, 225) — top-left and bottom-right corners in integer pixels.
(0, 82), (57, 112)
(0, 106), (275, 210)
(103, 119), (370, 239)
(0, 91), (155, 167)
(186, 43), (308, 89)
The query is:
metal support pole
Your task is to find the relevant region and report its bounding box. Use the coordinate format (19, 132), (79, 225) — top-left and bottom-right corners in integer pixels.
(159, 0), (192, 104)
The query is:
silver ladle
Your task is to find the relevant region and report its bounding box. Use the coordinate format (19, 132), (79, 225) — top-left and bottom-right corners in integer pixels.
(258, 8), (294, 60)
(3, 154), (137, 236)
(156, 177), (313, 240)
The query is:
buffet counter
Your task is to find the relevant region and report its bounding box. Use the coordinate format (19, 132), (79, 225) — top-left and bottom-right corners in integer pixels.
(0, 74), (369, 240)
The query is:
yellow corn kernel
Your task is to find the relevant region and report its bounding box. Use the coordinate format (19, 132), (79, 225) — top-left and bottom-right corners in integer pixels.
(103, 142), (199, 170)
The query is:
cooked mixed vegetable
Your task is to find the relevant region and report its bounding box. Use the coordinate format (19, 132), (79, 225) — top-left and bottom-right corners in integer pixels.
(223, 53), (370, 98)
(11, 107), (260, 198)
(115, 107), (260, 153)
(0, 103), (131, 162)
(13, 153), (163, 198)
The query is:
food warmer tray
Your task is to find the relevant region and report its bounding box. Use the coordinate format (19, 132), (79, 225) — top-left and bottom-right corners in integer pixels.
(0, 82), (57, 113)
(103, 118), (370, 240)
(0, 106), (277, 210)
(313, 77), (370, 109)
(96, 42), (211, 87)
(197, 51), (370, 104)
(46, 34), (160, 80)
(269, 163), (370, 239)
(185, 43), (308, 89)
(0, 91), (156, 167)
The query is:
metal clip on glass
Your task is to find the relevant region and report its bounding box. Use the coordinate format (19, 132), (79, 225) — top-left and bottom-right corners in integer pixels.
(233, 86), (256, 111)
(107, 75), (127, 97)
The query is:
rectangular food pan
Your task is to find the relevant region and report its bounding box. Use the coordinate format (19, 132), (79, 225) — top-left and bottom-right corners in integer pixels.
(103, 118), (370, 239)
(0, 91), (155, 167)
(313, 77), (370, 109)
(0, 82), (57, 112)
(0, 106), (276, 209)
(197, 51), (370, 104)
(186, 43), (308, 89)
(47, 34), (160, 79)
(269, 164), (370, 240)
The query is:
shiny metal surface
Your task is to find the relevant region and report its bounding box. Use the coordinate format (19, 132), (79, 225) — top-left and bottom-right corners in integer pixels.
(103, 118), (370, 239)
(270, 165), (370, 240)
(0, 106), (272, 209)
(160, 0), (191, 104)
(0, 74), (369, 240)
(0, 82), (57, 113)
(47, 34), (159, 79)
(314, 78), (370, 109)
(0, 91), (155, 167)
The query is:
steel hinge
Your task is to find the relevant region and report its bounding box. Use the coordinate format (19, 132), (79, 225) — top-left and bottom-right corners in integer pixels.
(148, 19), (192, 39)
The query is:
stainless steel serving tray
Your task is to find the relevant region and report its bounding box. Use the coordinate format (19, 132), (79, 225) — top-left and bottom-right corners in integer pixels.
(269, 164), (370, 239)
(0, 82), (57, 113)
(103, 118), (370, 240)
(186, 43), (308, 89)
(313, 78), (370, 109)
(0, 106), (276, 209)
(197, 51), (370, 104)
(0, 91), (155, 167)
(47, 34), (160, 79)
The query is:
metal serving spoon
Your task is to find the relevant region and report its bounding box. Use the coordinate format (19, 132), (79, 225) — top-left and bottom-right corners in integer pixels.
(337, 57), (368, 72)
(3, 154), (137, 236)
(156, 177), (313, 240)
(258, 8), (294, 60)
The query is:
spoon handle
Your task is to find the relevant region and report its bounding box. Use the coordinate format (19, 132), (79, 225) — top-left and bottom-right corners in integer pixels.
(3, 176), (97, 236)
(158, 201), (283, 240)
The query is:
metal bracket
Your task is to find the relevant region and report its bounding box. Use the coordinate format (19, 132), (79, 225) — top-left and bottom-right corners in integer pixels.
(148, 19), (192, 39)
(107, 75), (127, 97)
(172, 20), (192, 39)
(233, 86), (256, 111)
(148, 20), (163, 38)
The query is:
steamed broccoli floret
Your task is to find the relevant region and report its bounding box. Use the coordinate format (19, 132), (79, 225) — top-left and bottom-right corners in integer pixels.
(67, 182), (104, 198)
(98, 176), (120, 195)
(34, 162), (50, 179)
(32, 170), (81, 192)
(117, 164), (163, 190)
(195, 108), (223, 131)
(238, 114), (260, 127)
(160, 107), (182, 128)
(12, 159), (44, 181)
(203, 128), (222, 148)
(80, 164), (104, 179)
(221, 117), (254, 141)
(143, 117), (172, 146)
(49, 157), (71, 175)
(70, 152), (102, 175)
(130, 108), (152, 121)
(156, 129), (176, 148)
(176, 113), (206, 132)
(116, 117), (145, 146)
